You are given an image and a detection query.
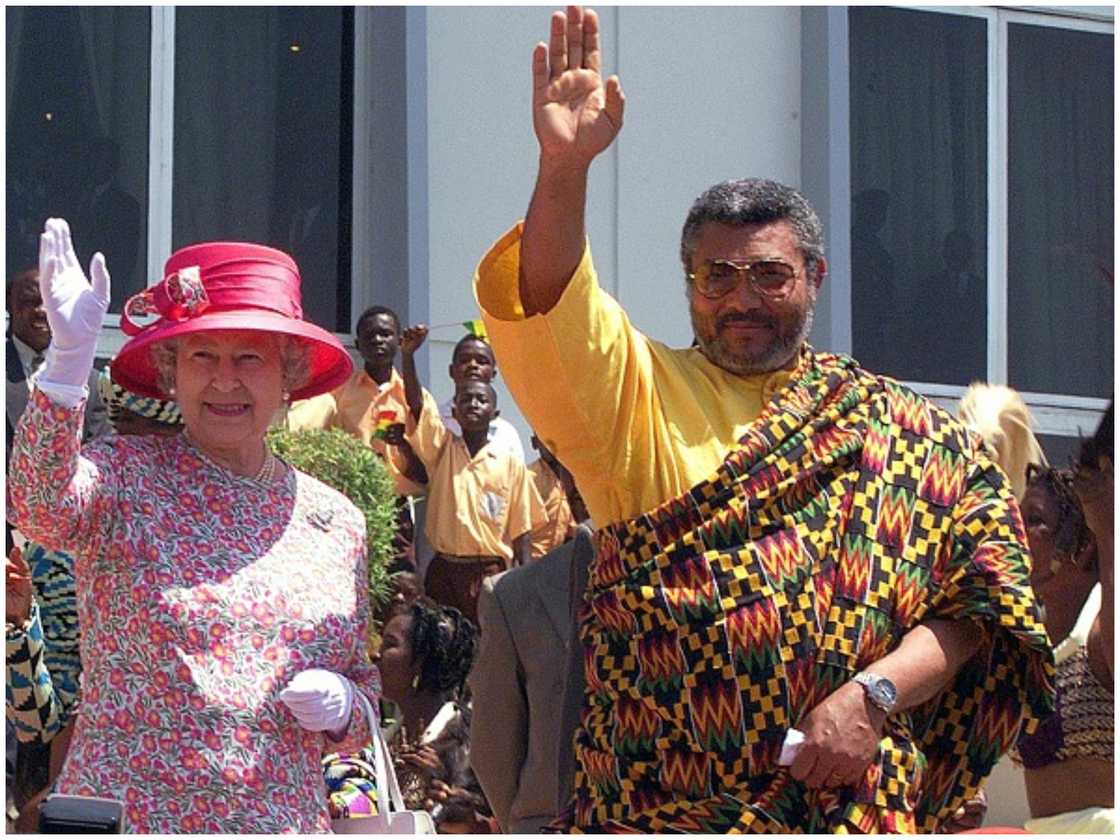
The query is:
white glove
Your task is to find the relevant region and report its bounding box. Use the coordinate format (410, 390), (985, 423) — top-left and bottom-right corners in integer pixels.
(37, 218), (110, 391)
(777, 728), (805, 766)
(278, 668), (354, 734)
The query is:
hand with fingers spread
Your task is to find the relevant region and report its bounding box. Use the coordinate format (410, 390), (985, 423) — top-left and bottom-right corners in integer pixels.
(520, 6), (626, 315)
(5, 546), (33, 626)
(532, 5), (625, 168)
(37, 218), (111, 388)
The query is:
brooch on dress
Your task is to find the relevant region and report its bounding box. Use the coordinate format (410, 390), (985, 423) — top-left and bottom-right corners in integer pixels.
(306, 509), (335, 531)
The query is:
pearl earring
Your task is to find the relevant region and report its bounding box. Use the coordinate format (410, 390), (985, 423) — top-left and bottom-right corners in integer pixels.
(410, 674), (421, 691)
(168, 386), (176, 396)
(282, 390), (291, 401)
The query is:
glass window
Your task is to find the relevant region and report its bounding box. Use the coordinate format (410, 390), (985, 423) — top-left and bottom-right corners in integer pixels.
(848, 8), (988, 386)
(6, 7), (150, 313)
(1007, 23), (1113, 399)
(171, 7), (353, 331)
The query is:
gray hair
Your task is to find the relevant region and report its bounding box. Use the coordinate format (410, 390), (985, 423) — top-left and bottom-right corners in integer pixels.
(150, 335), (312, 398)
(679, 178), (825, 280)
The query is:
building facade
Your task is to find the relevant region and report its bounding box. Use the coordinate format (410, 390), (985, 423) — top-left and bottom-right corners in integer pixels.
(7, 5), (1113, 461)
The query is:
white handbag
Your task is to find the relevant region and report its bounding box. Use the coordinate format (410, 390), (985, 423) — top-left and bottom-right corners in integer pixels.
(331, 693), (436, 835)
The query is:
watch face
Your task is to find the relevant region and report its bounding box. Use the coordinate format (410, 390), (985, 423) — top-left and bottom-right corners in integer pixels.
(871, 678), (897, 709)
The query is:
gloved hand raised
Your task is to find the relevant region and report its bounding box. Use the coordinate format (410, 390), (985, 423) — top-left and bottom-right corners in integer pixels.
(278, 668), (355, 736)
(38, 218), (110, 388)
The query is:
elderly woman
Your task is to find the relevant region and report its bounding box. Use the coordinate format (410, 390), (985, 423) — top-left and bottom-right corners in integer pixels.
(1011, 408), (1114, 834)
(5, 369), (183, 829)
(7, 219), (378, 833)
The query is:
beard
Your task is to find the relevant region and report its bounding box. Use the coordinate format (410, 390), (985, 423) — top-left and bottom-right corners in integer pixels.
(690, 285), (816, 376)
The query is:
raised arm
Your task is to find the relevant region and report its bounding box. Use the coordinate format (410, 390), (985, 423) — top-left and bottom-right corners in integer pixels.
(521, 5), (625, 315)
(398, 325), (429, 423)
(8, 219), (117, 558)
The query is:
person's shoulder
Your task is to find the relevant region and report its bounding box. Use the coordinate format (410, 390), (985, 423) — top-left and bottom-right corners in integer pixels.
(493, 446), (532, 477)
(840, 355), (979, 457)
(291, 469), (367, 534)
(648, 339), (718, 379)
(495, 539), (576, 596)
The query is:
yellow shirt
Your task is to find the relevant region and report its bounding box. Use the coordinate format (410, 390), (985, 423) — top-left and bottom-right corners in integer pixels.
(526, 457), (575, 559)
(407, 389), (546, 564)
(285, 367), (425, 497)
(474, 223), (794, 526)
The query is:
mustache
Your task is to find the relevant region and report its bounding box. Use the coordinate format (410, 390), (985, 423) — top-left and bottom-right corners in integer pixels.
(717, 311), (775, 329)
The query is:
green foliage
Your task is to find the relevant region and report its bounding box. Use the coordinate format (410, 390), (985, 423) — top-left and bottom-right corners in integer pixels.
(266, 427), (397, 609)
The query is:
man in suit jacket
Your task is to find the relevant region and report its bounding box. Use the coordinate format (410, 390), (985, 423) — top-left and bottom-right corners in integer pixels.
(469, 524), (593, 833)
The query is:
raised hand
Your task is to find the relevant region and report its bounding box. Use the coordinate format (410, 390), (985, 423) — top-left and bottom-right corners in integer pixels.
(39, 218), (110, 353)
(400, 325), (429, 356)
(6, 546), (33, 626)
(532, 6), (625, 168)
(37, 218), (110, 388)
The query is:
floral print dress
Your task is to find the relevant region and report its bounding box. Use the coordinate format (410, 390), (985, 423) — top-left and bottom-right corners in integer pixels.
(8, 389), (382, 833)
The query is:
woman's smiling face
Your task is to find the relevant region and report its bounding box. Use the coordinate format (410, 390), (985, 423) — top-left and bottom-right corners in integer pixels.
(173, 330), (286, 460)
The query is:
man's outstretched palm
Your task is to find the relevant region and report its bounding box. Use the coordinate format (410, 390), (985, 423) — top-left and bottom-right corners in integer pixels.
(532, 6), (625, 166)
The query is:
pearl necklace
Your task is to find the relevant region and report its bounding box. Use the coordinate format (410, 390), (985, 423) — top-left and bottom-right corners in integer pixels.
(253, 450), (278, 484)
(183, 430), (278, 484)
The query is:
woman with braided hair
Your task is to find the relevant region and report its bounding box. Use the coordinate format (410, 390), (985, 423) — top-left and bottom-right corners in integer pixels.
(373, 599), (478, 809)
(324, 597), (480, 826)
(1010, 403), (1114, 833)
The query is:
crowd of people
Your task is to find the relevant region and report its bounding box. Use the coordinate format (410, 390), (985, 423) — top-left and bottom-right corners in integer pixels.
(4, 4), (1113, 835)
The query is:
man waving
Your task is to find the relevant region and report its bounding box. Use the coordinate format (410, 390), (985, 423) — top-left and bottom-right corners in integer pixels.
(473, 6), (1054, 833)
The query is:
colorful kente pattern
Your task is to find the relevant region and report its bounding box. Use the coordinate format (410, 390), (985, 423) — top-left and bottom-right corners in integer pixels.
(560, 350), (1054, 833)
(5, 542), (82, 744)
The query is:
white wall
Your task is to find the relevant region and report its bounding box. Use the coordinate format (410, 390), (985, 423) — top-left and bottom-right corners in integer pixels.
(421, 6), (803, 449)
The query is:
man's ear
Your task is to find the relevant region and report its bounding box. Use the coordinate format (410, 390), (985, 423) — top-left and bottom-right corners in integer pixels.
(448, 363), (455, 381)
(812, 257), (828, 292)
(492, 408), (500, 420)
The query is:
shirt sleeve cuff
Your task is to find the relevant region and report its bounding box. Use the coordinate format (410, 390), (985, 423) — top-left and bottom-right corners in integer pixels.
(31, 376), (89, 409)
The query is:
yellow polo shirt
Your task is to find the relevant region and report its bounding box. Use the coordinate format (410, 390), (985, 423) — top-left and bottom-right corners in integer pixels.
(474, 222), (794, 527)
(285, 367), (426, 497)
(407, 389), (546, 564)
(526, 457), (576, 559)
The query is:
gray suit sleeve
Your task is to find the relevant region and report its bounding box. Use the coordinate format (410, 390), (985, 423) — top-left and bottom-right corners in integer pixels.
(556, 526), (593, 814)
(468, 574), (527, 832)
(82, 367), (112, 441)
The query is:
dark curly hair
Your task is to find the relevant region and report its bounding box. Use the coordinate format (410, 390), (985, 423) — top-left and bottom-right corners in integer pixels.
(1025, 463), (1094, 564)
(408, 598), (477, 698)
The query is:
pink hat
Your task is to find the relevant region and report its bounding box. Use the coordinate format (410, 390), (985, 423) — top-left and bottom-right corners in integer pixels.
(112, 242), (352, 401)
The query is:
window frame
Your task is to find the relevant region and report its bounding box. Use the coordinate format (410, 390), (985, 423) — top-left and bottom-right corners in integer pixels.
(816, 4), (1112, 438)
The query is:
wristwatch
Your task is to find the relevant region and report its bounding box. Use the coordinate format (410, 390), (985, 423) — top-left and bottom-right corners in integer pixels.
(853, 671), (898, 714)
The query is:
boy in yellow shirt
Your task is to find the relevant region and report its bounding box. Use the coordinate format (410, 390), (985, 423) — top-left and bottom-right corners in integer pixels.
(525, 434), (588, 559)
(393, 325), (546, 623)
(286, 304), (427, 571)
